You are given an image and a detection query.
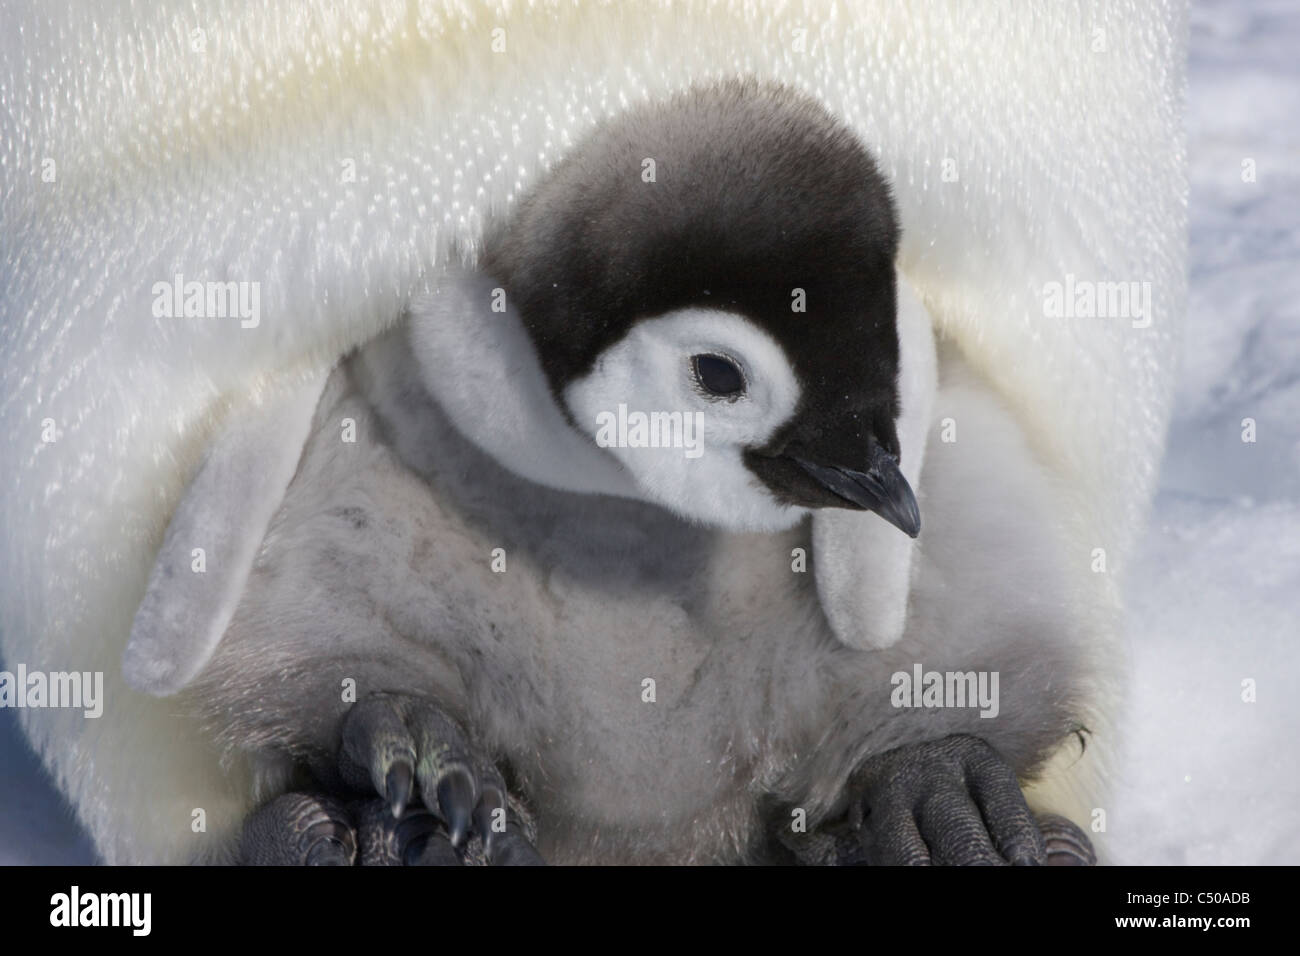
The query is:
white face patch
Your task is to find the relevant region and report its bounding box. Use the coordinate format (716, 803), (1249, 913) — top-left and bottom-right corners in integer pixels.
(563, 308), (806, 532)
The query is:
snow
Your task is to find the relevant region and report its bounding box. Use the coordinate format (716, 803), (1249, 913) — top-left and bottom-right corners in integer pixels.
(1, 0), (1295, 865)
(1107, 0), (1300, 865)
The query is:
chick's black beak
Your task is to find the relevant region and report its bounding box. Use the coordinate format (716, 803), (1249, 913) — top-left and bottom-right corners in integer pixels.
(792, 444), (921, 538)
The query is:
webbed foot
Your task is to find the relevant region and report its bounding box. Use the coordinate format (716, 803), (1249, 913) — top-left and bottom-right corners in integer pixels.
(851, 734), (1093, 866)
(240, 692), (543, 865)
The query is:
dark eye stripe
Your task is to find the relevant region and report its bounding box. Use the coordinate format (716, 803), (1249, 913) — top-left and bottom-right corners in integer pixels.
(692, 354), (745, 396)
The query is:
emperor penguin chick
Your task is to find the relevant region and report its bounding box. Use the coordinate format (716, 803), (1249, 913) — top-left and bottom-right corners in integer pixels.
(160, 80), (1099, 865)
(480, 79), (918, 537)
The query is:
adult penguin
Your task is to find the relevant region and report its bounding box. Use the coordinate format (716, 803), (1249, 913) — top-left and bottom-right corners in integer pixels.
(0, 2), (1186, 865)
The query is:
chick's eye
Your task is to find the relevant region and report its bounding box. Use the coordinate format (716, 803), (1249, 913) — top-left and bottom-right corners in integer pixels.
(692, 354), (746, 397)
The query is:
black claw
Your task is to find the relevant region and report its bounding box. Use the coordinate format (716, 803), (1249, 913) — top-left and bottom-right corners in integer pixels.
(404, 832), (461, 866)
(474, 802), (500, 857)
(474, 775), (508, 857)
(385, 761), (414, 818)
(437, 769), (476, 847)
(1007, 850), (1043, 866)
(335, 695), (539, 865)
(474, 804), (493, 849)
(241, 793), (357, 866)
(395, 811), (461, 866)
(490, 825), (546, 866)
(303, 818), (357, 866)
(305, 836), (352, 866)
(1039, 814), (1097, 866)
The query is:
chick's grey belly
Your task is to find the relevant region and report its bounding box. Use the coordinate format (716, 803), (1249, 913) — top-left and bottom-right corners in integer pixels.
(194, 332), (1085, 863)
(194, 340), (843, 862)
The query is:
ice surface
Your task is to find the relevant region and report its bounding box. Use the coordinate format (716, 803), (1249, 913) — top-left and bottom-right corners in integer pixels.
(1107, 0), (1300, 865)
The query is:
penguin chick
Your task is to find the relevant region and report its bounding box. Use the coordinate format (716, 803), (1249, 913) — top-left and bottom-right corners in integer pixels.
(479, 79), (918, 537)
(165, 80), (1097, 865)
